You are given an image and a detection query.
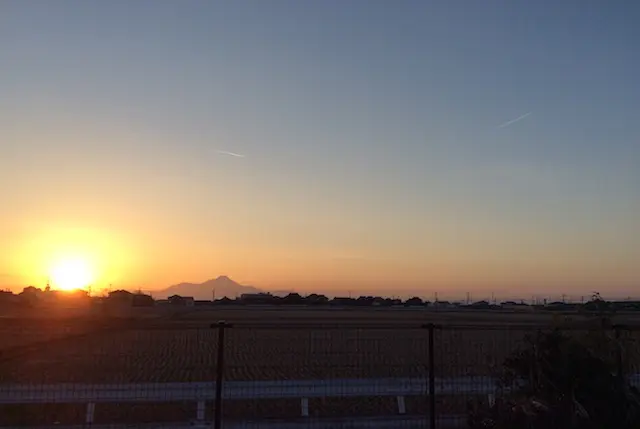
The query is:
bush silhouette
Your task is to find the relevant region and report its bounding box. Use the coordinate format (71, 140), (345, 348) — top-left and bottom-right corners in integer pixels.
(468, 327), (640, 429)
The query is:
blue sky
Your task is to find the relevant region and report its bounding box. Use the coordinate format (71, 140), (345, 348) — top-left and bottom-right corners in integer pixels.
(1, 1), (638, 297)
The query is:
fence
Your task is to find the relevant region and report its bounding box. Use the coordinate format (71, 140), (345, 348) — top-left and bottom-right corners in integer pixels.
(0, 319), (639, 428)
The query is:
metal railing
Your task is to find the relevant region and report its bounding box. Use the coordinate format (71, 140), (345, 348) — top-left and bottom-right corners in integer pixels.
(0, 319), (638, 428)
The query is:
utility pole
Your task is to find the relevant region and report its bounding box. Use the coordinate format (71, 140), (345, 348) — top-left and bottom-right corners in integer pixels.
(466, 292), (470, 305)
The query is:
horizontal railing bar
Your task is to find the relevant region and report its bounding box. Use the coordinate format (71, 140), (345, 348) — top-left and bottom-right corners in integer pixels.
(0, 414), (466, 429)
(1, 375), (637, 404)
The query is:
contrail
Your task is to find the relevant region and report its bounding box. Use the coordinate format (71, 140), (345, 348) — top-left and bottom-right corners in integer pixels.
(216, 150), (245, 158)
(497, 112), (532, 129)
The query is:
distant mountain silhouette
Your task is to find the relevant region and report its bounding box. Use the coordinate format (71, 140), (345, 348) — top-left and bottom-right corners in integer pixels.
(158, 276), (262, 300)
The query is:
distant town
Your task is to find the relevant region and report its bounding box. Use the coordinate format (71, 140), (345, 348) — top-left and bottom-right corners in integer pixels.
(2, 284), (639, 315)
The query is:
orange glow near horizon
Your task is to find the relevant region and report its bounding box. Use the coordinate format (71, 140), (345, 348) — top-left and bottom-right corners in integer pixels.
(5, 223), (143, 292)
(50, 257), (94, 291)
(1, 215), (638, 297)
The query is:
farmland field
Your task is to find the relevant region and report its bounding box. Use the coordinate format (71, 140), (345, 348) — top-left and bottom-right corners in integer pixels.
(1, 307), (639, 425)
(0, 308), (562, 383)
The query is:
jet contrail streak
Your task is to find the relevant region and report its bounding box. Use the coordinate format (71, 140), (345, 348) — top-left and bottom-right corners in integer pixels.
(216, 150), (245, 158)
(497, 112), (532, 129)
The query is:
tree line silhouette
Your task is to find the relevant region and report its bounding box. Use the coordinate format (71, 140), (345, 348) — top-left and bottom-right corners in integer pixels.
(3, 287), (640, 313)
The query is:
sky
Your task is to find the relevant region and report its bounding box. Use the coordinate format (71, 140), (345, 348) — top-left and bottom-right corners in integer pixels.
(1, 0), (638, 298)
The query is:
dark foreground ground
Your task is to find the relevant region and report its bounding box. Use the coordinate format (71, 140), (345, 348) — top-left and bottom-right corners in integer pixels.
(1, 307), (638, 426)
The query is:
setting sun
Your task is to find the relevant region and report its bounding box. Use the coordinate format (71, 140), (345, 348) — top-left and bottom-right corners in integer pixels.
(50, 258), (94, 291)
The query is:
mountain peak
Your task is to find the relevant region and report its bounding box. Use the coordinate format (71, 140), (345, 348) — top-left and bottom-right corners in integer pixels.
(160, 276), (261, 300)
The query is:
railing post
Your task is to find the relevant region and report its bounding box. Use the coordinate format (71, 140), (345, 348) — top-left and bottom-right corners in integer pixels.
(212, 320), (231, 429)
(424, 323), (437, 429)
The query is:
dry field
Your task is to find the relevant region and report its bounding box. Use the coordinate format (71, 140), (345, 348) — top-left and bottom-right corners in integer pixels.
(1, 308), (638, 425)
(0, 308), (560, 383)
(0, 325), (533, 383)
(0, 319), (96, 352)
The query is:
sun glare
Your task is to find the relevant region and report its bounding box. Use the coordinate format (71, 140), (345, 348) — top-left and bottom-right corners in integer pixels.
(50, 258), (94, 291)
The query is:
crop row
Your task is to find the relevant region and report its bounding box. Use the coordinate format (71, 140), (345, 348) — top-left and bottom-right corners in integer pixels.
(0, 327), (539, 383)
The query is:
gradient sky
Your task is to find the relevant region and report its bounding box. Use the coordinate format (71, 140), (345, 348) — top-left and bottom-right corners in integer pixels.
(1, 1), (638, 297)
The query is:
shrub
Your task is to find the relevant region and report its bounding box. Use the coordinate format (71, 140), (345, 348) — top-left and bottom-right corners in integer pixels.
(467, 326), (640, 429)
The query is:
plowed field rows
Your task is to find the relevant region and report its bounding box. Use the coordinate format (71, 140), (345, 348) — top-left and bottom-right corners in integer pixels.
(0, 325), (536, 383)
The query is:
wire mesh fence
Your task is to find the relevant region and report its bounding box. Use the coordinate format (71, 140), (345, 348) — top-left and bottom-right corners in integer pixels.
(222, 323), (429, 425)
(0, 319), (639, 428)
(0, 324), (219, 426)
